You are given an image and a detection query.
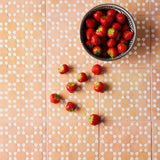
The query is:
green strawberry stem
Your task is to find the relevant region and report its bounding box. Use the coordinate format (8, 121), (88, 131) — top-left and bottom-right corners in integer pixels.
(94, 49), (101, 56)
(54, 94), (60, 100)
(68, 82), (75, 86)
(95, 82), (100, 87)
(69, 108), (74, 112)
(89, 115), (94, 124)
(107, 51), (113, 58)
(58, 66), (64, 71)
(108, 28), (115, 35)
(77, 74), (81, 80)
(96, 27), (102, 32)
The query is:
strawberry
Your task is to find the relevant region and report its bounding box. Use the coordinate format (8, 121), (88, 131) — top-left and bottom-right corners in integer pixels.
(86, 28), (95, 40)
(93, 11), (103, 22)
(94, 82), (104, 92)
(107, 47), (118, 58)
(106, 38), (116, 48)
(115, 32), (121, 42)
(107, 9), (116, 18)
(58, 64), (69, 74)
(101, 36), (108, 44)
(66, 82), (77, 93)
(107, 28), (118, 39)
(111, 22), (122, 31)
(92, 46), (102, 56)
(77, 72), (88, 82)
(123, 31), (133, 40)
(116, 13), (126, 24)
(50, 93), (60, 104)
(92, 64), (102, 75)
(91, 35), (101, 45)
(117, 43), (128, 53)
(100, 15), (113, 27)
(89, 114), (101, 126)
(119, 38), (128, 45)
(86, 40), (94, 49)
(66, 102), (76, 112)
(86, 18), (96, 28)
(122, 23), (130, 32)
(96, 25), (107, 37)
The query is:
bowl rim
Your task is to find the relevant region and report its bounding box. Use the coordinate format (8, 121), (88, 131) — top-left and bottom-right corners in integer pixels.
(80, 3), (137, 61)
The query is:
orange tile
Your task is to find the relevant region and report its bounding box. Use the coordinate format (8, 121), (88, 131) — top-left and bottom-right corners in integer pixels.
(100, 121), (151, 160)
(0, 0), (45, 17)
(46, 17), (98, 69)
(151, 16), (160, 67)
(48, 121), (98, 160)
(99, 69), (151, 120)
(0, 18), (45, 69)
(47, 69), (99, 120)
(150, 0), (160, 16)
(152, 69), (160, 120)
(0, 69), (46, 121)
(98, 16), (150, 68)
(0, 121), (46, 160)
(152, 121), (160, 160)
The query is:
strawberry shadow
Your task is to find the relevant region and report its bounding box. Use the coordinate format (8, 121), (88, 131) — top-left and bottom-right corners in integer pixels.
(103, 83), (112, 92)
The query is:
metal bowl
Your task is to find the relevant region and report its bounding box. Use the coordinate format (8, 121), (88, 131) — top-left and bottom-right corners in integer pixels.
(80, 3), (137, 61)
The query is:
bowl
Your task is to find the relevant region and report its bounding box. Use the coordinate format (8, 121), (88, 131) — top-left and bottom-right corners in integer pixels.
(80, 3), (137, 61)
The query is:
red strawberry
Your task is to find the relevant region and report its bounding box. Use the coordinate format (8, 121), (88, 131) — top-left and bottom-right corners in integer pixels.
(123, 31), (133, 40)
(86, 40), (94, 49)
(106, 38), (116, 48)
(115, 32), (121, 42)
(77, 72), (88, 82)
(92, 46), (102, 56)
(101, 36), (108, 44)
(107, 9), (116, 18)
(50, 93), (60, 104)
(66, 82), (77, 93)
(91, 35), (101, 45)
(93, 11), (103, 22)
(107, 47), (118, 58)
(89, 114), (101, 125)
(119, 38), (128, 45)
(96, 25), (107, 37)
(58, 64), (69, 74)
(117, 43), (128, 53)
(107, 28), (118, 39)
(122, 23), (130, 32)
(66, 102), (76, 112)
(100, 15), (113, 27)
(92, 64), (102, 75)
(86, 28), (95, 40)
(86, 18), (96, 28)
(111, 22), (122, 31)
(94, 82), (104, 92)
(116, 13), (126, 24)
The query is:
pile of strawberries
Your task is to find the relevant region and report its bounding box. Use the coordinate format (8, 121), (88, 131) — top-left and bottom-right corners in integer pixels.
(85, 9), (134, 58)
(50, 64), (103, 126)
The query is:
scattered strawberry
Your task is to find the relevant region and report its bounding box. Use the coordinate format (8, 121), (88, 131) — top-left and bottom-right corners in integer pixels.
(116, 13), (126, 24)
(107, 47), (118, 58)
(112, 22), (122, 31)
(77, 72), (88, 82)
(86, 18), (96, 28)
(66, 82), (77, 93)
(122, 23), (130, 32)
(89, 114), (101, 126)
(106, 38), (116, 48)
(58, 64), (69, 74)
(96, 25), (107, 37)
(92, 46), (102, 56)
(91, 35), (101, 45)
(119, 38), (128, 45)
(66, 102), (76, 112)
(86, 40), (94, 49)
(100, 15), (113, 27)
(94, 82), (104, 92)
(50, 93), (60, 104)
(115, 32), (121, 41)
(86, 28), (95, 40)
(107, 9), (116, 18)
(117, 43), (128, 53)
(93, 11), (103, 21)
(123, 31), (133, 40)
(92, 64), (102, 75)
(107, 28), (118, 39)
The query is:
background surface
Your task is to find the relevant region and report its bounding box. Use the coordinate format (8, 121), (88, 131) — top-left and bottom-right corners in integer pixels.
(0, 0), (160, 159)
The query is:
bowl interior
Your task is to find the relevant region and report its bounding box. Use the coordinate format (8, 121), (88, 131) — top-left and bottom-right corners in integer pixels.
(80, 3), (137, 61)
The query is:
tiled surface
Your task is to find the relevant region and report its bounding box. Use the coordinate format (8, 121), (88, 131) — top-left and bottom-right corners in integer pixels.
(0, 0), (160, 159)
